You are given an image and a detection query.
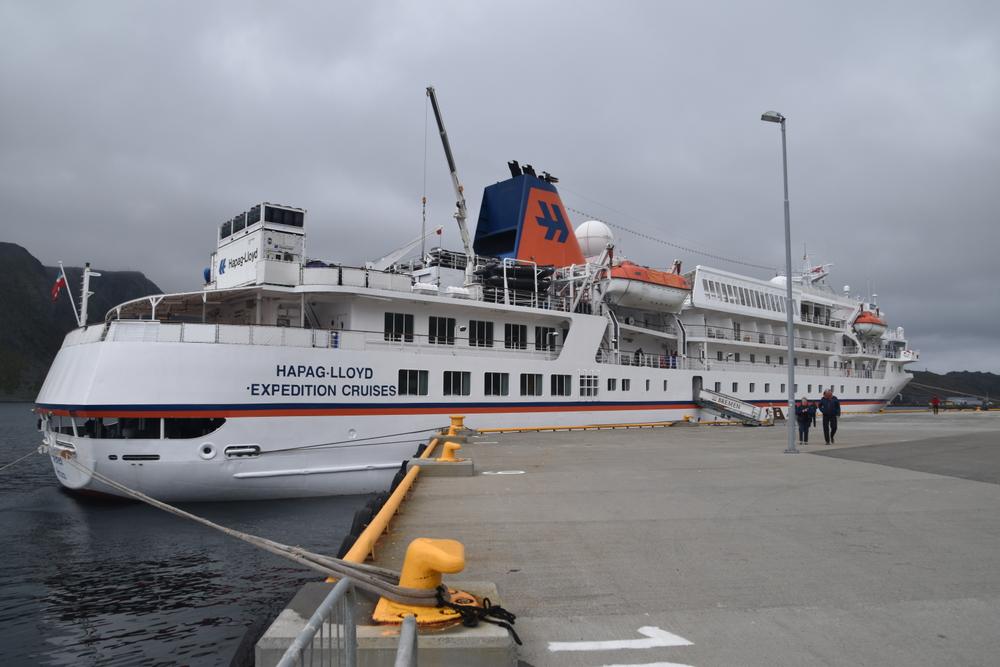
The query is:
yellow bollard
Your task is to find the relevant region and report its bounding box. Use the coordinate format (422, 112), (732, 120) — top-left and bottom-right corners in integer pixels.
(372, 538), (469, 624)
(447, 414), (466, 436)
(436, 441), (464, 462)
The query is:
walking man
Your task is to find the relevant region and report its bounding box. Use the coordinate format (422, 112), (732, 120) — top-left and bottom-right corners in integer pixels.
(930, 395), (940, 415)
(819, 389), (841, 445)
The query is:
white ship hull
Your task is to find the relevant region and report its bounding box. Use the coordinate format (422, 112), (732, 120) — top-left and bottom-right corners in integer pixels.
(36, 184), (916, 501)
(37, 322), (905, 501)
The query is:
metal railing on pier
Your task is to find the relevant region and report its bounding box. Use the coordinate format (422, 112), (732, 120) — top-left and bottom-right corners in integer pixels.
(275, 578), (418, 667)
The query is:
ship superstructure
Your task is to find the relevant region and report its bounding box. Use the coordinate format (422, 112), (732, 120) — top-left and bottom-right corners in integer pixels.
(35, 98), (917, 500)
(34, 170), (917, 500)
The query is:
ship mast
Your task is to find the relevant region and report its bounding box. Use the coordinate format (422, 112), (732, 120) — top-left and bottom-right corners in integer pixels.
(426, 86), (473, 274)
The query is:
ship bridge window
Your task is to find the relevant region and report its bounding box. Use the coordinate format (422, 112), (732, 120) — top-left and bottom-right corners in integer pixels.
(443, 371), (471, 396)
(384, 313), (414, 342)
(164, 418), (226, 439)
(504, 324), (527, 350)
(429, 317), (456, 345)
(264, 206), (304, 227)
(469, 320), (493, 347)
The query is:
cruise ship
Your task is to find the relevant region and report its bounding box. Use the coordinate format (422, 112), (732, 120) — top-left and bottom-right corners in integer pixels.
(35, 110), (917, 501)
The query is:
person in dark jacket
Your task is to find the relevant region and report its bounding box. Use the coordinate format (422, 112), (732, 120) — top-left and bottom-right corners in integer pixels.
(818, 389), (842, 445)
(795, 398), (817, 443)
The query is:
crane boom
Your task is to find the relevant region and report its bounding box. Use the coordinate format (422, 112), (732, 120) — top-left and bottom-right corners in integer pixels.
(426, 86), (473, 262)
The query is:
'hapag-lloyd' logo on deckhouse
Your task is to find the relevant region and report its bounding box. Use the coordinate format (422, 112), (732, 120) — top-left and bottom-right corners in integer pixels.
(218, 248), (259, 274)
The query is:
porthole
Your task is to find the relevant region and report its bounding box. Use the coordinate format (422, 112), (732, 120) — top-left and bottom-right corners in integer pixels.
(199, 443), (217, 460)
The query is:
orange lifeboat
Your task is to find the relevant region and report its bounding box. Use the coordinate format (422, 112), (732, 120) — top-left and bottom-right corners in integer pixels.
(853, 310), (887, 338)
(604, 261), (691, 312)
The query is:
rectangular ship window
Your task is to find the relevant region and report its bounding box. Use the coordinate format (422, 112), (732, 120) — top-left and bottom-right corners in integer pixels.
(622, 379), (631, 391)
(551, 374), (572, 396)
(535, 326), (557, 350)
(520, 373), (543, 396)
(468, 320), (493, 347)
(607, 378), (617, 391)
(714, 382), (721, 392)
(384, 313), (414, 342)
(484, 372), (509, 396)
(764, 383), (770, 393)
(429, 317), (456, 345)
(580, 375), (599, 397)
(443, 371), (470, 396)
(398, 369), (428, 395)
(504, 323), (527, 349)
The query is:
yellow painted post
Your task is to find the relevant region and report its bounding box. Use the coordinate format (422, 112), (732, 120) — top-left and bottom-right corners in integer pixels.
(447, 414), (466, 436)
(372, 538), (467, 623)
(436, 441), (463, 462)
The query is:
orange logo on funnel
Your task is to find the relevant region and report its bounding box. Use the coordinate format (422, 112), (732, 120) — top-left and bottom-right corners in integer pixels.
(516, 188), (585, 267)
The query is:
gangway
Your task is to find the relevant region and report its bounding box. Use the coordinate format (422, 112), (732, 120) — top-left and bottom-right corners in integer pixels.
(696, 389), (772, 426)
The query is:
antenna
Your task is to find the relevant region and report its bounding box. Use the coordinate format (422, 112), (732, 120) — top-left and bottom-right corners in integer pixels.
(78, 262), (101, 326)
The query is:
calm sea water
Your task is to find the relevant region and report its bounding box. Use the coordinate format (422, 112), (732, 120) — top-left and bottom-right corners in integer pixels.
(0, 403), (368, 666)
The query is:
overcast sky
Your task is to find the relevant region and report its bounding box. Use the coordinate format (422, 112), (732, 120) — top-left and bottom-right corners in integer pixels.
(2, 1), (998, 373)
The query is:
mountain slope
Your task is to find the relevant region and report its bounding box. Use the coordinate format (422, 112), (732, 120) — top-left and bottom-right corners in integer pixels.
(0, 242), (161, 400)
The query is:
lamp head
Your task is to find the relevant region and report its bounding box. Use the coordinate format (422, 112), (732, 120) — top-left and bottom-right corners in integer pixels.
(761, 110), (785, 123)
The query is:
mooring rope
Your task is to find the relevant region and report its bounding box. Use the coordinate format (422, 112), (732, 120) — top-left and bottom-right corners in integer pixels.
(60, 455), (448, 607)
(0, 449), (38, 473)
(260, 426), (447, 455)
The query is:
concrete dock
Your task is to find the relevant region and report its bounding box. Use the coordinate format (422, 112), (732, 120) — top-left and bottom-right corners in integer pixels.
(369, 412), (1000, 666)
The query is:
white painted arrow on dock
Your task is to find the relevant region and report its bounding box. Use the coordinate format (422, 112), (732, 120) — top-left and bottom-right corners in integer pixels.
(548, 626), (693, 652)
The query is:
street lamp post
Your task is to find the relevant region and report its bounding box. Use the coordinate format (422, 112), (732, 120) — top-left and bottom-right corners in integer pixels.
(761, 110), (798, 454)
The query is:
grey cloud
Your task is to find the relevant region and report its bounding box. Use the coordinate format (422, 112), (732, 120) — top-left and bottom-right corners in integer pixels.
(1, 0), (998, 371)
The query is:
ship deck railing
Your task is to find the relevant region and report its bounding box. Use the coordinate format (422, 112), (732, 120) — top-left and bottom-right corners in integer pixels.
(63, 320), (562, 360)
(686, 324), (835, 353)
(596, 349), (886, 379)
(843, 345), (919, 361)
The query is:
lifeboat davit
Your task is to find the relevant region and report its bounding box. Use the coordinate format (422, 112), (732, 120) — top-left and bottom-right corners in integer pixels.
(603, 261), (691, 313)
(853, 310), (887, 338)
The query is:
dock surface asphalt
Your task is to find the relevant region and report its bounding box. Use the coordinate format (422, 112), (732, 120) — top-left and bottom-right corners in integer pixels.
(375, 413), (1000, 666)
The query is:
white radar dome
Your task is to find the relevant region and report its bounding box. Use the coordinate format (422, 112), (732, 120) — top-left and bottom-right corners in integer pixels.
(575, 220), (614, 259)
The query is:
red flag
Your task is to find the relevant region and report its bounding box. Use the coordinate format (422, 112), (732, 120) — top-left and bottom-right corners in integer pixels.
(51, 275), (66, 302)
